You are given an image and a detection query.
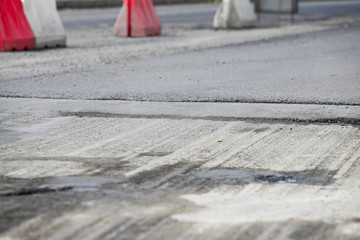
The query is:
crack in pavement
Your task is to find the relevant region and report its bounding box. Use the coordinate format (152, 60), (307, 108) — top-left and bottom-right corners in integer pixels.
(60, 111), (360, 126)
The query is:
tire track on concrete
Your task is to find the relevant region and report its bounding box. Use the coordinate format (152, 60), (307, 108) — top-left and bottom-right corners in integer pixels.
(222, 124), (359, 172)
(114, 120), (210, 162)
(334, 147), (360, 181)
(84, 119), (205, 159)
(67, 120), (164, 156)
(125, 122), (239, 177)
(200, 128), (277, 169)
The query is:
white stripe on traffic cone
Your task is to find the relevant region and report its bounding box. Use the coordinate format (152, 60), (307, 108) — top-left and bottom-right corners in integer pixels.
(22, 0), (66, 48)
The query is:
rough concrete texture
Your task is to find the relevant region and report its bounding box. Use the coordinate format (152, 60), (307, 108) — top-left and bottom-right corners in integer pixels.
(0, 98), (360, 239)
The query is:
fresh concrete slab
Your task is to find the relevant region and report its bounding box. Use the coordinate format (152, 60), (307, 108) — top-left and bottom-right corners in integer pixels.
(0, 98), (359, 239)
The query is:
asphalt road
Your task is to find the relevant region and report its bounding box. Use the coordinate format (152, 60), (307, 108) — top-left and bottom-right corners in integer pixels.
(1, 2), (360, 104)
(59, 1), (360, 30)
(4, 25), (360, 104)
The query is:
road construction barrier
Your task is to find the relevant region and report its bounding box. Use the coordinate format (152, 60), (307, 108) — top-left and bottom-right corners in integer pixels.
(213, 0), (256, 29)
(22, 0), (66, 48)
(114, 0), (161, 37)
(0, 0), (35, 51)
(0, 0), (66, 51)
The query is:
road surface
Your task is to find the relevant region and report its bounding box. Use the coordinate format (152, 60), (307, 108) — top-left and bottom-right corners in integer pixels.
(1, 1), (360, 240)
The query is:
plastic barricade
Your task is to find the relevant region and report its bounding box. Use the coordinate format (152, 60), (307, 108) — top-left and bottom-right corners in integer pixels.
(144, 0), (161, 35)
(213, 0), (256, 29)
(0, 0), (35, 51)
(114, 0), (161, 37)
(22, 0), (66, 48)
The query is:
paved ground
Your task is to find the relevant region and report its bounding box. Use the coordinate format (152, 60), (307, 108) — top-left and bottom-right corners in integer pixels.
(1, 1), (360, 240)
(2, 25), (359, 104)
(58, 1), (360, 29)
(1, 99), (360, 240)
(1, 2), (360, 104)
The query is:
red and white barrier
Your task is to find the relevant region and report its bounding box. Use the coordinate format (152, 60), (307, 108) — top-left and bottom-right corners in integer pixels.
(22, 0), (66, 48)
(0, 0), (35, 51)
(213, 0), (256, 29)
(114, 0), (161, 37)
(0, 0), (66, 51)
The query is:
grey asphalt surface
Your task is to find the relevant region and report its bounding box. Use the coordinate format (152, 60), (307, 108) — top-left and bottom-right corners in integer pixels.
(1, 1), (360, 105)
(60, 4), (217, 29)
(60, 1), (360, 30)
(1, 25), (360, 104)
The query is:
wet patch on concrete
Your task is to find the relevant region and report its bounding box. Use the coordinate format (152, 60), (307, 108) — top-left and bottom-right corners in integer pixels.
(0, 163), (334, 197)
(194, 168), (334, 185)
(253, 172), (330, 184)
(0, 170), (355, 239)
(137, 151), (173, 157)
(128, 163), (335, 190)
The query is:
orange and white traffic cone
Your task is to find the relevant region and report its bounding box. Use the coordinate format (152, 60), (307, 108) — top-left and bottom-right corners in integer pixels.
(0, 0), (66, 51)
(114, 0), (161, 37)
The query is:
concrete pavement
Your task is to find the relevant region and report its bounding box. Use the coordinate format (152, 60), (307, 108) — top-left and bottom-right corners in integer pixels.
(1, 98), (360, 239)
